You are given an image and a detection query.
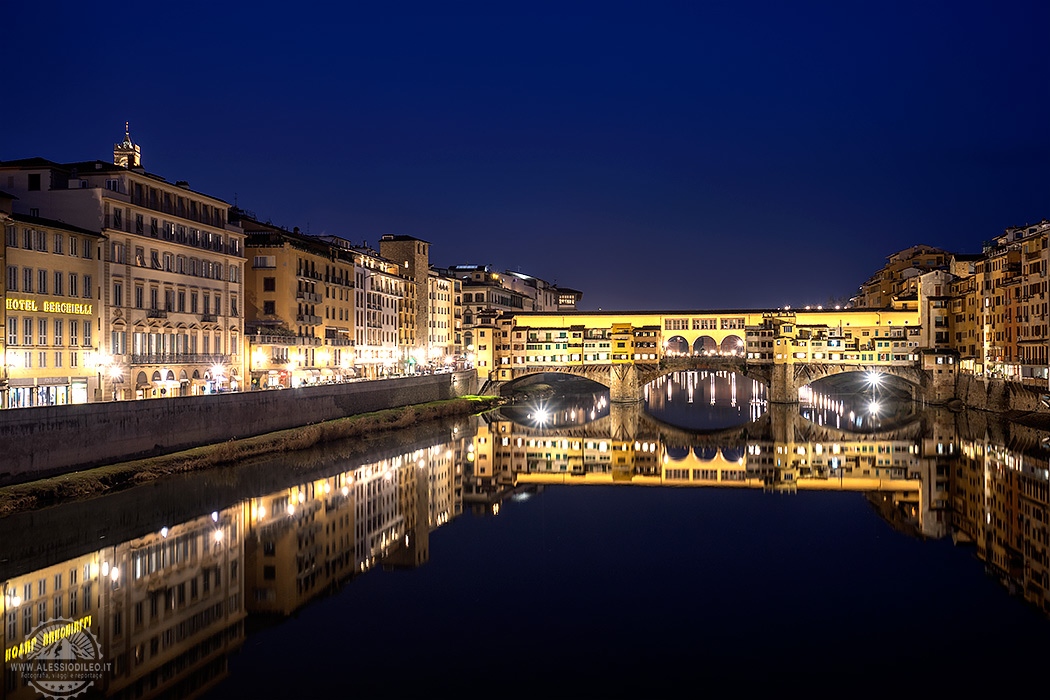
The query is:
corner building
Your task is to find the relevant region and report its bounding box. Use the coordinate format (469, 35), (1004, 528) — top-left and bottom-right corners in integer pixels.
(1, 195), (105, 407)
(0, 129), (246, 400)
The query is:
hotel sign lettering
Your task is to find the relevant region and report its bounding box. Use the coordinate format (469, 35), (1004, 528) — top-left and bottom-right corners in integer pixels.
(5, 298), (93, 315)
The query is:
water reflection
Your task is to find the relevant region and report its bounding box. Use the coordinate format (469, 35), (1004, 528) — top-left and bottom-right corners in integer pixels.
(2, 393), (1050, 697)
(1, 431), (470, 699)
(645, 370), (767, 430)
(800, 374), (919, 432)
(479, 392), (1050, 616)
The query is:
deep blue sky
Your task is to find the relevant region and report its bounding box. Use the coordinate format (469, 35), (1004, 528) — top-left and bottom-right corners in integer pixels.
(4, 1), (1047, 310)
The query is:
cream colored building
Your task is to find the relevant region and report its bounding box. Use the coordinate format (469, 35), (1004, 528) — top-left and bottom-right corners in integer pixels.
(241, 220), (356, 387)
(2, 200), (104, 406)
(427, 269), (456, 365)
(352, 244), (404, 379)
(0, 128), (246, 400)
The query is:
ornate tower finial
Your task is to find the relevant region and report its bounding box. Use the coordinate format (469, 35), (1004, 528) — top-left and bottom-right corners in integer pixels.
(114, 122), (141, 168)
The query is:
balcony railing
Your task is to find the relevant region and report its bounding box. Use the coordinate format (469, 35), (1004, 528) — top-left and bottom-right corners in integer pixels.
(296, 314), (321, 324)
(249, 334), (322, 347)
(146, 309), (169, 319)
(200, 313), (218, 322)
(130, 354), (230, 365)
(296, 291), (323, 303)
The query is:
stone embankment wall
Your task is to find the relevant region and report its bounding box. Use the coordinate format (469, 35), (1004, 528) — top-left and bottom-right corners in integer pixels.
(955, 373), (1048, 414)
(0, 371), (478, 486)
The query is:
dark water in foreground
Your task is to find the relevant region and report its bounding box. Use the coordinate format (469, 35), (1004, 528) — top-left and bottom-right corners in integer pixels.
(2, 371), (1050, 696)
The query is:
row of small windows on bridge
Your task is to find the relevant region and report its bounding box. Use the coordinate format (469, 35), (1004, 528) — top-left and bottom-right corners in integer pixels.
(665, 318), (746, 331)
(779, 352), (917, 362)
(505, 353), (660, 364)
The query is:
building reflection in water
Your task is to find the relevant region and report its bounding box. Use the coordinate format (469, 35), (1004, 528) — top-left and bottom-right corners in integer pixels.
(469, 374), (1049, 617)
(1, 434), (470, 699)
(3, 506), (246, 700)
(644, 370), (768, 430)
(3, 379), (1050, 698)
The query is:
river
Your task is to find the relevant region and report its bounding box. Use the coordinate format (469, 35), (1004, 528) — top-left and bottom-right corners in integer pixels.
(2, 370), (1049, 697)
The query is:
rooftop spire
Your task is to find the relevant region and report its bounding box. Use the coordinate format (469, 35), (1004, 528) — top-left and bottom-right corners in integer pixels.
(114, 122), (141, 168)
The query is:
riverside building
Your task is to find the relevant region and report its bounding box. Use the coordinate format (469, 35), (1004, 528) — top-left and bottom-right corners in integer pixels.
(0, 127), (247, 400)
(241, 218), (356, 388)
(1, 193), (105, 407)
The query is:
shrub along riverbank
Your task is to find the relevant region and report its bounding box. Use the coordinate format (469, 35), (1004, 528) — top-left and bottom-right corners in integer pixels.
(0, 396), (503, 519)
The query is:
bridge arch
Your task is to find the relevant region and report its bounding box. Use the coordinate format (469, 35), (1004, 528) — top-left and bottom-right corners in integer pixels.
(665, 335), (690, 355)
(666, 445), (690, 461)
(719, 335), (745, 355)
(693, 336), (718, 355)
(695, 446), (719, 461)
(795, 365), (927, 393)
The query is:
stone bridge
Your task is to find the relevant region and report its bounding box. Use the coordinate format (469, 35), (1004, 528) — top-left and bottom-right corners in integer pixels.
(495, 355), (952, 404)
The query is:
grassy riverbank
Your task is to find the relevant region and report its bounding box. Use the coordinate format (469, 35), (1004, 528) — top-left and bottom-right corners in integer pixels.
(0, 395), (502, 519)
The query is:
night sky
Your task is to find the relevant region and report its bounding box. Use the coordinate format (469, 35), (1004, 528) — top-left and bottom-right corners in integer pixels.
(4, 1), (1047, 310)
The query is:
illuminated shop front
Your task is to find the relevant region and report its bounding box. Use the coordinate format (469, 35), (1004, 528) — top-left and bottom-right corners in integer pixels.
(6, 377), (88, 408)
(4, 297), (97, 408)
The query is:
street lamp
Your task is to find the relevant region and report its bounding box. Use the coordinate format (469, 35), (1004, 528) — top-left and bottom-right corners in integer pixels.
(90, 350), (112, 402)
(108, 363), (124, 401)
(252, 347), (267, 389)
(209, 363), (226, 393)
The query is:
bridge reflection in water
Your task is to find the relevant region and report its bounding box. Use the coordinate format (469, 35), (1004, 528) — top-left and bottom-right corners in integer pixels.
(2, 384), (1050, 697)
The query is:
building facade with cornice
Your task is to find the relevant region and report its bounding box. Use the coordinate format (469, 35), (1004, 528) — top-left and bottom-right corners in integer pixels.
(0, 128), (246, 400)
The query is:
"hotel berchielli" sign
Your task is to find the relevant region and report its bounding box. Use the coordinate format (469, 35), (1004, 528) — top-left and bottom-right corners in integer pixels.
(5, 298), (94, 315)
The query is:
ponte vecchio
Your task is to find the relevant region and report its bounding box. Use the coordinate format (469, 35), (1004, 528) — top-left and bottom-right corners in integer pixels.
(472, 307), (958, 404)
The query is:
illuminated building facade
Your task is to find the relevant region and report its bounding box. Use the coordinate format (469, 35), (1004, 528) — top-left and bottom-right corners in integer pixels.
(485, 308), (926, 386)
(426, 269), (456, 366)
(437, 264), (571, 372)
(557, 287), (583, 311)
(1, 203), (104, 407)
(949, 261), (981, 372)
(854, 244), (951, 309)
(974, 221), (1050, 381)
(0, 128), (247, 400)
(352, 244), (404, 379)
(241, 219), (356, 387)
(378, 234), (430, 368)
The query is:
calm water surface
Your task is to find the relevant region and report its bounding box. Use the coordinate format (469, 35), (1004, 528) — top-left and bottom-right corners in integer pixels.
(2, 372), (1049, 697)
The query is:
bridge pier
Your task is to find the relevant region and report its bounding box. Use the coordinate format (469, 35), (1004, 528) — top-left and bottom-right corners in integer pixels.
(768, 402), (800, 443)
(769, 363), (799, 404)
(609, 402), (641, 441)
(609, 364), (643, 403)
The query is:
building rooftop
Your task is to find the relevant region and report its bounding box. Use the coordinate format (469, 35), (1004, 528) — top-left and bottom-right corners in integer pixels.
(9, 212), (102, 237)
